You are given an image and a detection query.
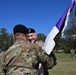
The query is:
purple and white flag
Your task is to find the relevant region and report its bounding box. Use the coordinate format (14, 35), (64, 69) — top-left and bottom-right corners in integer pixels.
(43, 0), (76, 54)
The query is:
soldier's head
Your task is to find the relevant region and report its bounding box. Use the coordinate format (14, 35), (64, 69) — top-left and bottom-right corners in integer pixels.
(27, 28), (37, 43)
(13, 24), (28, 41)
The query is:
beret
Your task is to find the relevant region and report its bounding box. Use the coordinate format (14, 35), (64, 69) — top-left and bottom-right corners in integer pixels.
(13, 24), (28, 34)
(27, 28), (36, 33)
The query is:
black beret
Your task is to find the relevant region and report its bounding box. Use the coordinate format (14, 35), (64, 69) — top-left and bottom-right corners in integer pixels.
(13, 24), (28, 34)
(27, 28), (36, 33)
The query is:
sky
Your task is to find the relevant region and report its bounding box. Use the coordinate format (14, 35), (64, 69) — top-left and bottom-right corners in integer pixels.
(0, 0), (72, 36)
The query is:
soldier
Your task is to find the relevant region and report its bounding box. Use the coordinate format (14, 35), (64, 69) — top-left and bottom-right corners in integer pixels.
(27, 28), (38, 44)
(27, 28), (57, 75)
(1, 24), (54, 75)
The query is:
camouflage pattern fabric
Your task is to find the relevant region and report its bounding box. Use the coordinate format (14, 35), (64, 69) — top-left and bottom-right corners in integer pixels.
(37, 41), (44, 47)
(1, 39), (54, 75)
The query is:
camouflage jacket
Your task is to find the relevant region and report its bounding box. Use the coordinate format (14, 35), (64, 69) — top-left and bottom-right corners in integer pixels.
(1, 39), (54, 75)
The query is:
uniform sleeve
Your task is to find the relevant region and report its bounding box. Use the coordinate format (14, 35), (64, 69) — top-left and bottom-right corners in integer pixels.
(50, 51), (57, 66)
(0, 57), (4, 75)
(37, 47), (54, 69)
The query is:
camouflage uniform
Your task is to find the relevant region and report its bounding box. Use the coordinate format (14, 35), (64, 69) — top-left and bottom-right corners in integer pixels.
(34, 41), (57, 75)
(1, 39), (54, 75)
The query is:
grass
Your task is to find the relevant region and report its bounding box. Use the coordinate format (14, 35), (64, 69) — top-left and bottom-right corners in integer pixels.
(49, 53), (76, 75)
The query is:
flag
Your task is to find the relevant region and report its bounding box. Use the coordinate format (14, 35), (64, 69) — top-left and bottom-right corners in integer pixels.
(43, 0), (76, 55)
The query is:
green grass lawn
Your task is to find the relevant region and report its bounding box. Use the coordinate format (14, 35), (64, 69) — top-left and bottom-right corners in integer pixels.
(49, 53), (76, 75)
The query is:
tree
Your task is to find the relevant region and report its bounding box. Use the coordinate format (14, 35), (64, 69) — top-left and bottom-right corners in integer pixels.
(37, 33), (46, 42)
(0, 28), (8, 50)
(0, 28), (14, 51)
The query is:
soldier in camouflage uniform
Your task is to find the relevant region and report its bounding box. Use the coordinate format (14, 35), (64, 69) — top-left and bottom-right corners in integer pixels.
(1, 24), (54, 75)
(27, 28), (57, 75)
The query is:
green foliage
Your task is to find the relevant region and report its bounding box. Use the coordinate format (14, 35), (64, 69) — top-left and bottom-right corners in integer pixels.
(54, 34), (76, 53)
(64, 46), (70, 53)
(0, 28), (14, 51)
(37, 33), (46, 42)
